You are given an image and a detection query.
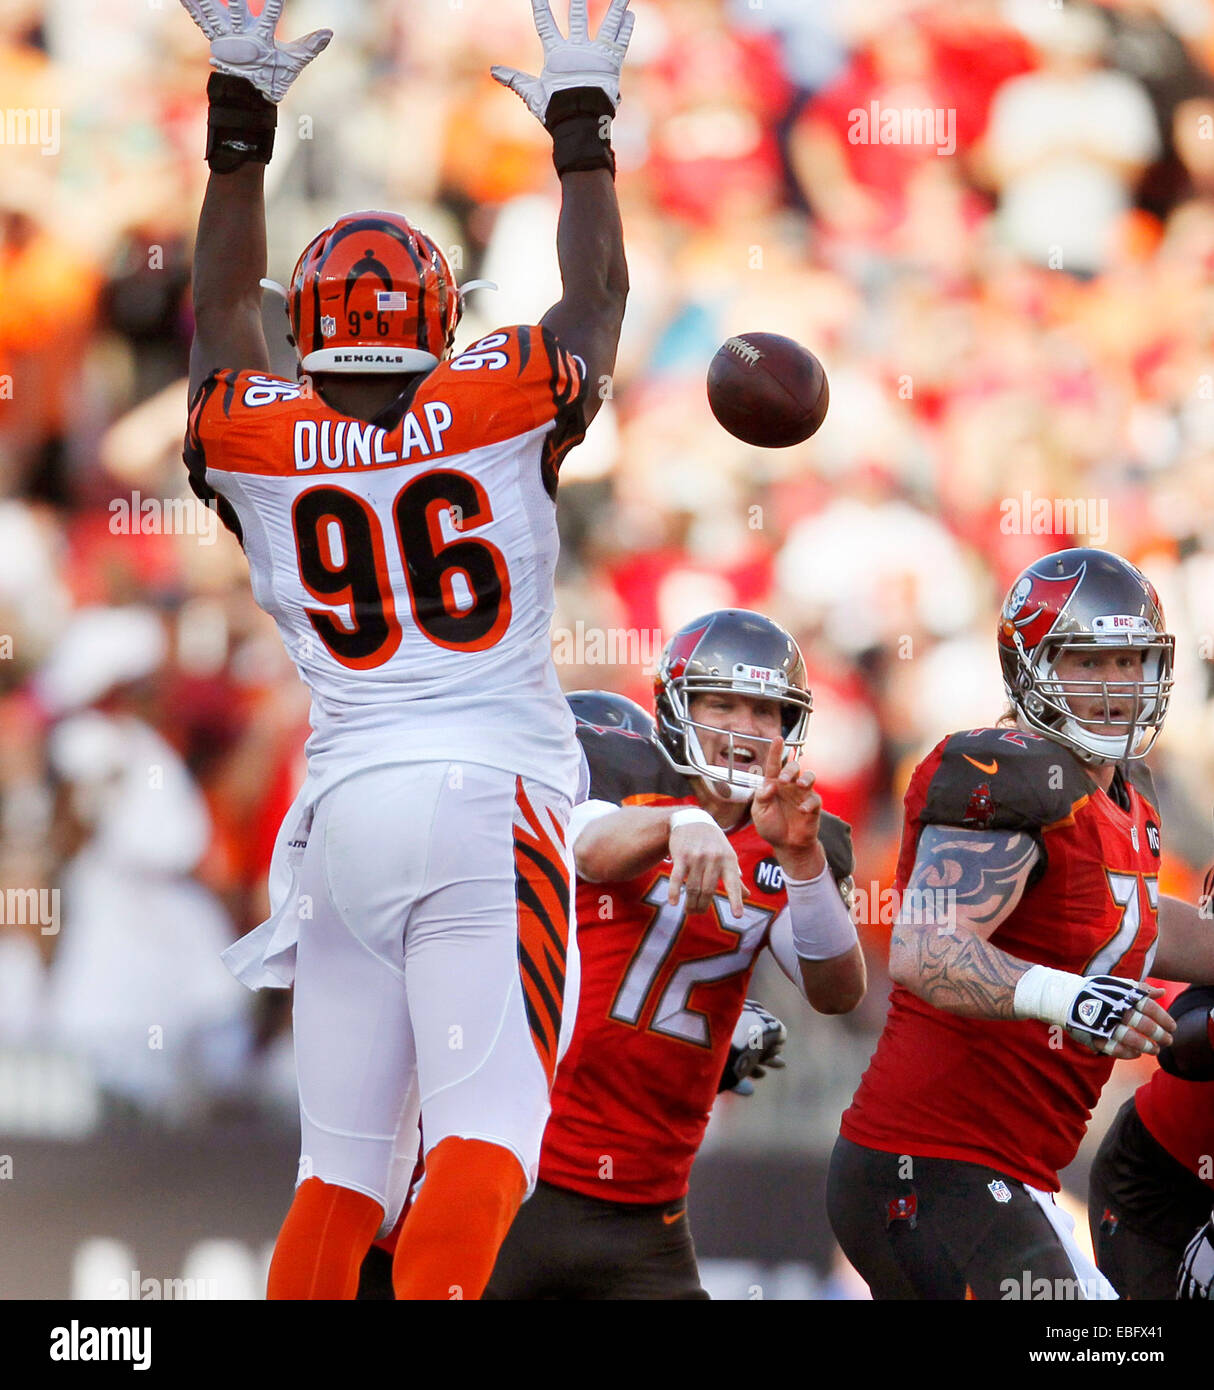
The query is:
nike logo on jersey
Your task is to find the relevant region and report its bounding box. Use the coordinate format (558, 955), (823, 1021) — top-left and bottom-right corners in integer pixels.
(662, 1208), (686, 1225)
(963, 755), (998, 775)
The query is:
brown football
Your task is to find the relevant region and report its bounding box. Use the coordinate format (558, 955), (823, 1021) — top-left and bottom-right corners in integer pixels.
(706, 333), (829, 447)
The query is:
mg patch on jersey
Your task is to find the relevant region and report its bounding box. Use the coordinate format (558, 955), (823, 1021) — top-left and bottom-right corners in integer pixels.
(988, 1180), (1012, 1204)
(754, 856), (785, 894)
(1145, 820), (1161, 856)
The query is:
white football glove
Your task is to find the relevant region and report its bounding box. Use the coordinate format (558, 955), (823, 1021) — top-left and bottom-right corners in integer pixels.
(1014, 965), (1168, 1057)
(492, 0), (636, 123)
(180, 0), (332, 103)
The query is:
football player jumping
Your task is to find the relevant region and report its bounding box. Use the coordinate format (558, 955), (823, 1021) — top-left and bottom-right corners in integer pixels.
(484, 610), (866, 1299)
(354, 686), (795, 1300)
(179, 0), (633, 1299)
(828, 547), (1214, 1300)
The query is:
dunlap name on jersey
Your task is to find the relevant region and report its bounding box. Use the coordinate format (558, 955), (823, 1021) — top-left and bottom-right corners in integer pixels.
(292, 405), (454, 471)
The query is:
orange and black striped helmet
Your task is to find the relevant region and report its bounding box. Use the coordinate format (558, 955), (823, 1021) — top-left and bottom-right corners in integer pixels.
(289, 211), (462, 374)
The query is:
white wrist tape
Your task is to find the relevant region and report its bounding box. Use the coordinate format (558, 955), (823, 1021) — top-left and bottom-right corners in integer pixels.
(785, 863), (858, 961)
(669, 807), (717, 831)
(1013, 964), (1083, 1025)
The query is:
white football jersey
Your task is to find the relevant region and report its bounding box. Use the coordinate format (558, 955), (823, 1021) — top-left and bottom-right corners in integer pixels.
(186, 325), (588, 802)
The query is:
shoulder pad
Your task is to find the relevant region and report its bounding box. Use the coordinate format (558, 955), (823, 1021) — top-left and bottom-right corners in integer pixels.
(438, 325), (585, 415)
(424, 327), (587, 485)
(191, 369), (307, 427)
(818, 811), (854, 884)
(186, 369), (315, 479)
(917, 728), (1090, 833)
(577, 725), (691, 806)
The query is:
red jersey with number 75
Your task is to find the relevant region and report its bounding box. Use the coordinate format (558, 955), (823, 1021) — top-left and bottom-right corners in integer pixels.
(183, 326), (587, 799)
(841, 727), (1163, 1191)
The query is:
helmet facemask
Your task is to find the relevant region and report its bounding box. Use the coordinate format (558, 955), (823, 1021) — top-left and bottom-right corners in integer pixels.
(1012, 627), (1173, 764)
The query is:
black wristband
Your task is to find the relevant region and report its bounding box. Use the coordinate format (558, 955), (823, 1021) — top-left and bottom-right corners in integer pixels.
(544, 86), (616, 179)
(206, 72), (277, 173)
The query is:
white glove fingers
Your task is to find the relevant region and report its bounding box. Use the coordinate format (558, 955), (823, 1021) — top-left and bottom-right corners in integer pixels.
(614, 9), (636, 55)
(601, 0), (632, 44)
(284, 28), (333, 62)
(181, 0), (226, 39)
(257, 0), (285, 40)
(530, 0), (561, 49)
(491, 63), (526, 88)
(228, 0), (250, 33)
(568, 0), (589, 43)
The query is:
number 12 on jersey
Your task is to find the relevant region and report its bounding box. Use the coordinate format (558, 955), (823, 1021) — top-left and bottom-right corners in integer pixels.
(609, 877), (774, 1048)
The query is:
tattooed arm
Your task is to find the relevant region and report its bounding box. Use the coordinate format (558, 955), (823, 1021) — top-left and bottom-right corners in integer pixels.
(889, 826), (1175, 1057)
(887, 826), (1041, 1020)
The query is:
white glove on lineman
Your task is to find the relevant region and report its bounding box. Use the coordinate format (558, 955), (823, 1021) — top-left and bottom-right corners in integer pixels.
(180, 0), (332, 103)
(1013, 966), (1166, 1056)
(492, 0), (636, 122)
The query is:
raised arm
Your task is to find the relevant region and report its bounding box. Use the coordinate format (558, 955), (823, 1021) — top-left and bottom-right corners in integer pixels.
(752, 737), (864, 1014)
(540, 169), (627, 426)
(189, 160), (271, 397)
(493, 0), (634, 427)
(179, 0), (331, 397)
(890, 825), (1174, 1059)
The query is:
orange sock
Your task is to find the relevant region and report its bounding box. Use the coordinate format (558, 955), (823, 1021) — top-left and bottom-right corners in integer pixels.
(392, 1137), (527, 1300)
(266, 1176), (384, 1300)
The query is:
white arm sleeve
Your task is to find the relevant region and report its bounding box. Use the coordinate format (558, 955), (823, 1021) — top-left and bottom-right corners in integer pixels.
(766, 908), (808, 1000)
(567, 798), (620, 852)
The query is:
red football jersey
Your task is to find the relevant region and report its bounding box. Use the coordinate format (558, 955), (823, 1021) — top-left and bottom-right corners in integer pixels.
(1135, 985), (1214, 1192)
(1136, 1067), (1214, 1192)
(842, 728), (1163, 1192)
(541, 727), (852, 1204)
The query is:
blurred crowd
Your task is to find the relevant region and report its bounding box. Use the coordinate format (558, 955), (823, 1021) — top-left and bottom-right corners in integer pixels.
(1, 0), (1213, 1128)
